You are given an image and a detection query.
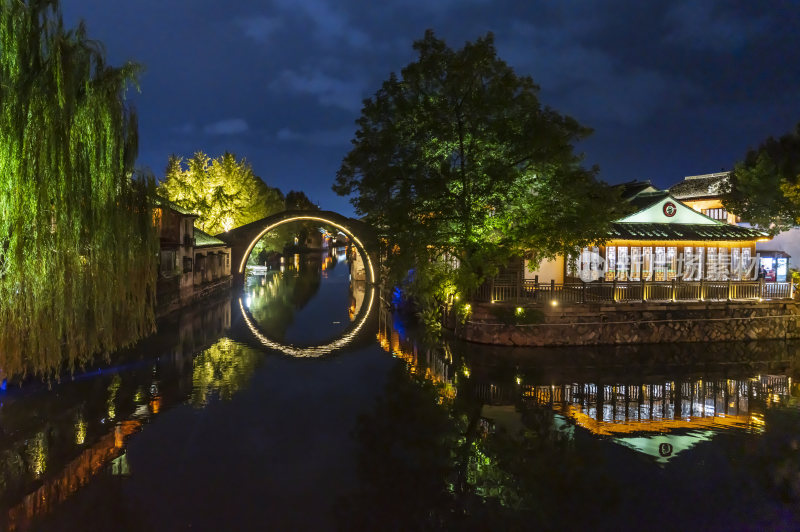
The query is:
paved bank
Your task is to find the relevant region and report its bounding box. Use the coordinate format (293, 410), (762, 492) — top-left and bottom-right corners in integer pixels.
(450, 301), (800, 346)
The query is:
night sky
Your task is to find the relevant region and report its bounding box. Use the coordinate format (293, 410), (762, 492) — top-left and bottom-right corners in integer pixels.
(61, 0), (800, 217)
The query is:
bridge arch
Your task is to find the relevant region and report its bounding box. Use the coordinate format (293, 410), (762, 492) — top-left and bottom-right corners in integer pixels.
(216, 210), (379, 287)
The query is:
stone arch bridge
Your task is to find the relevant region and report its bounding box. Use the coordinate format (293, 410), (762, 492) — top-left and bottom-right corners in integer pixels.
(215, 210), (379, 287)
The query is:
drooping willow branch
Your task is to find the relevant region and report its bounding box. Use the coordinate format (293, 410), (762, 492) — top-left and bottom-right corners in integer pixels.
(0, 0), (159, 379)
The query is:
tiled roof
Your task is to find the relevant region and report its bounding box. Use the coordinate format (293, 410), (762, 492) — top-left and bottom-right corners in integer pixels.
(615, 180), (658, 200)
(154, 196), (199, 217)
(609, 222), (767, 241)
(669, 172), (730, 200)
(194, 228), (228, 248)
(625, 190), (671, 211)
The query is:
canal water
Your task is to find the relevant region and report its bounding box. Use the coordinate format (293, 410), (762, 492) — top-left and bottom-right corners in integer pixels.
(1, 248), (799, 531)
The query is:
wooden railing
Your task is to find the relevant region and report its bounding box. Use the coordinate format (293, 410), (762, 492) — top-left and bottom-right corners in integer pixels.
(474, 278), (793, 305)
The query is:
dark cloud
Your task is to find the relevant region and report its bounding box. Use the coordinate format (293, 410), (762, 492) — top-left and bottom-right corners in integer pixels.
(276, 126), (355, 148)
(270, 70), (367, 111)
(203, 119), (250, 136)
(59, 0), (800, 215)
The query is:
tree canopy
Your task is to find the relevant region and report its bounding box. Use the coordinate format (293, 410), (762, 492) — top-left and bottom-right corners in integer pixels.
(334, 31), (622, 295)
(284, 190), (319, 211)
(158, 151), (284, 235)
(0, 0), (159, 378)
(722, 123), (800, 234)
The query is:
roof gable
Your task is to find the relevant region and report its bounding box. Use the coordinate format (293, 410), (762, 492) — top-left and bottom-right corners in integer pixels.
(617, 195), (720, 225)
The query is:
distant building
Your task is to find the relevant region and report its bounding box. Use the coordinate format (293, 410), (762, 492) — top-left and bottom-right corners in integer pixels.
(154, 199), (231, 315)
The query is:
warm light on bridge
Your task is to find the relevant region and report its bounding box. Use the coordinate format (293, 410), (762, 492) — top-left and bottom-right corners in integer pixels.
(236, 215), (376, 285)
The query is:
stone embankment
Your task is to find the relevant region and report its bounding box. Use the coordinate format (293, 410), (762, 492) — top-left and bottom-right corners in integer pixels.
(450, 301), (800, 347)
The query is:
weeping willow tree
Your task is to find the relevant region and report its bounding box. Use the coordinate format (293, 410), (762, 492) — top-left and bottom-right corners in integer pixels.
(0, 0), (159, 379)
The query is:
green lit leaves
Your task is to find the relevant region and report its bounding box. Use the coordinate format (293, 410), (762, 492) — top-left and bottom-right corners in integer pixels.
(0, 0), (158, 378)
(159, 151), (284, 235)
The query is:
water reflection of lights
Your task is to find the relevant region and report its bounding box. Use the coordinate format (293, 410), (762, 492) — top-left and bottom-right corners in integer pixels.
(239, 285), (376, 357)
(520, 377), (793, 437)
(75, 414), (87, 445)
(8, 420), (142, 530)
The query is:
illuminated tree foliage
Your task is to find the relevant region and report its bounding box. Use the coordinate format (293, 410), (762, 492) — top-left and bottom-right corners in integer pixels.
(190, 338), (261, 406)
(159, 151), (284, 235)
(0, 0), (158, 378)
(722, 122), (800, 234)
(334, 31), (622, 293)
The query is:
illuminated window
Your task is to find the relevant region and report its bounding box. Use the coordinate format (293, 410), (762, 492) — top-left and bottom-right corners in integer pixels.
(707, 247), (718, 280)
(666, 247), (677, 280)
(696, 247), (704, 280)
(605, 246), (616, 281)
(630, 247), (641, 281)
(732, 248), (741, 280)
(654, 247), (666, 281)
(642, 247), (653, 280)
(742, 248), (753, 279)
(719, 248), (729, 280)
(617, 247), (629, 281)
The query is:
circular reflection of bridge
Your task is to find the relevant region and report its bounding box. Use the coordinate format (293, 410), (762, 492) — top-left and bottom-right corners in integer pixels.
(216, 210), (379, 287)
(236, 284), (378, 357)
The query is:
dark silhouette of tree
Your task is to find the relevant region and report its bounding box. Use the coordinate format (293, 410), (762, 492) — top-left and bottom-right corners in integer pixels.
(723, 122), (800, 234)
(334, 30), (622, 295)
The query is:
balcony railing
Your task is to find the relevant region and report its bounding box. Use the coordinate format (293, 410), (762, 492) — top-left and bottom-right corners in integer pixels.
(474, 277), (793, 305)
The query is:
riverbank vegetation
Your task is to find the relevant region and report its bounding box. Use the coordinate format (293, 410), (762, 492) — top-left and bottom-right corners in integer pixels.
(722, 122), (800, 235)
(0, 0), (158, 379)
(334, 31), (626, 324)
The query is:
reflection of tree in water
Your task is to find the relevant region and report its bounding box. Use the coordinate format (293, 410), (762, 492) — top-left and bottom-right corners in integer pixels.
(352, 320), (800, 529)
(245, 256), (324, 340)
(340, 360), (624, 530)
(190, 338), (262, 407)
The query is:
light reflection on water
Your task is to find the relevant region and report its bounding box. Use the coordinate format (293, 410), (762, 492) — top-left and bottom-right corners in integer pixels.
(377, 304), (800, 465)
(1, 247), (800, 529)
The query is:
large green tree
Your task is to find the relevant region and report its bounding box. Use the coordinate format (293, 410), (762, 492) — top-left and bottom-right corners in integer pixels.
(333, 31), (621, 295)
(158, 151), (284, 234)
(0, 0), (159, 378)
(722, 123), (800, 234)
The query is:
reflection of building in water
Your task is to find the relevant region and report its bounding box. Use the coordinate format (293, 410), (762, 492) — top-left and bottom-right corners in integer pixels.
(2, 299), (234, 530)
(349, 281), (366, 322)
(348, 244), (367, 281)
(376, 305), (456, 399)
(516, 375), (792, 463)
(6, 420), (142, 530)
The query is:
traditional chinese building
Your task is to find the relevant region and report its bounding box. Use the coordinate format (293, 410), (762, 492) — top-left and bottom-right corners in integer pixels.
(154, 198), (231, 314)
(526, 181), (769, 284)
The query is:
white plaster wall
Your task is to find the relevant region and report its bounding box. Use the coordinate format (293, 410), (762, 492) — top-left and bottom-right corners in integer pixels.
(757, 227), (800, 270)
(524, 256), (564, 283)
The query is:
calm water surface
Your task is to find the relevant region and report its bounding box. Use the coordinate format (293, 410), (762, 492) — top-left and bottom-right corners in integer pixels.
(1, 248), (800, 531)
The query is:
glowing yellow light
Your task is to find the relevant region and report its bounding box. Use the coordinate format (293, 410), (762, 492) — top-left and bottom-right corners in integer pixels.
(515, 306), (523, 315)
(463, 367), (471, 378)
(238, 215), (377, 285)
(75, 416), (87, 445)
(515, 376), (522, 385)
(551, 300), (558, 306)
